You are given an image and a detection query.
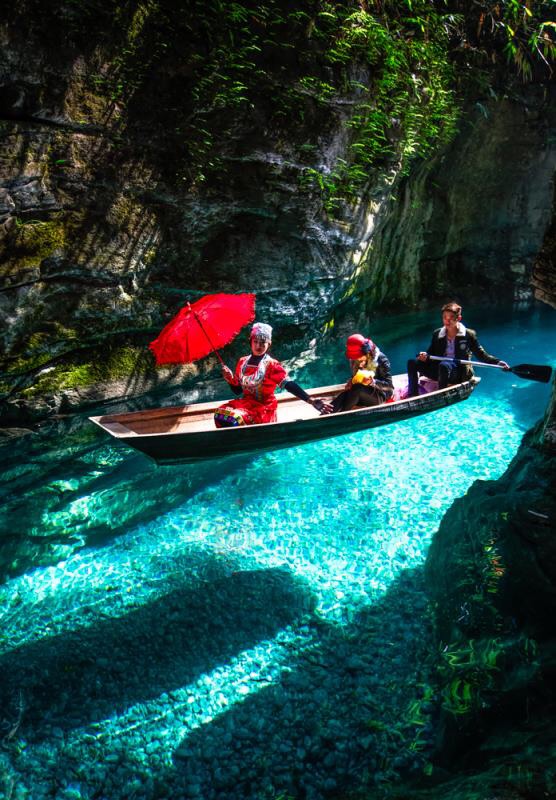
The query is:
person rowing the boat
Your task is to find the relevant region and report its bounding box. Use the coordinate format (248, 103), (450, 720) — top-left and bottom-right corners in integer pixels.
(406, 301), (510, 397)
(331, 334), (394, 413)
(214, 322), (333, 427)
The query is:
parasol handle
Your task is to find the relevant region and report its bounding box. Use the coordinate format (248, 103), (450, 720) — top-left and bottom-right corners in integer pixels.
(189, 305), (226, 367)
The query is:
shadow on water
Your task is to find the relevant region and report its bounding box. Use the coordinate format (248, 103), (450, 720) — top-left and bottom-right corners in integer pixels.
(0, 558), (317, 740)
(161, 570), (435, 799)
(0, 413), (254, 584)
(7, 568), (436, 800)
(502, 380), (554, 431)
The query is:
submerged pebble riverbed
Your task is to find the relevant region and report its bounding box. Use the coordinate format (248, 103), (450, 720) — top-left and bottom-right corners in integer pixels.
(0, 305), (554, 800)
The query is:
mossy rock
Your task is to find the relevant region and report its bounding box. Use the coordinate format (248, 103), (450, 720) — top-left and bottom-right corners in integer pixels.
(20, 344), (152, 397)
(0, 218), (67, 276)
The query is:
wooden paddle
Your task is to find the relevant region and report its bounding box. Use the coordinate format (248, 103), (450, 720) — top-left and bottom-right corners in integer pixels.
(426, 355), (553, 384)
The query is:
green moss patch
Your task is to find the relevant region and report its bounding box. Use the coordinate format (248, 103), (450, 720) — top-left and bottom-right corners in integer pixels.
(2, 324), (81, 377)
(20, 345), (151, 397)
(1, 218), (67, 274)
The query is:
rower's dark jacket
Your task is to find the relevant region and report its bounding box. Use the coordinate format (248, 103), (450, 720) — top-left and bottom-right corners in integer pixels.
(426, 323), (500, 380)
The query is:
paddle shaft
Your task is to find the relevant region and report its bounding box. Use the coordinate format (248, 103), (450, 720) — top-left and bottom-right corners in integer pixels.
(190, 307), (226, 367)
(424, 355), (552, 383)
(426, 355), (504, 370)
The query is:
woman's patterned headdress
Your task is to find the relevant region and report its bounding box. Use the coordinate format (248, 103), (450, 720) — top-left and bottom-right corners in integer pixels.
(251, 322), (273, 342)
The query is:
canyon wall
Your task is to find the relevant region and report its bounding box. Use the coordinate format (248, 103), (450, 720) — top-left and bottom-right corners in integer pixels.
(1, 4), (555, 425)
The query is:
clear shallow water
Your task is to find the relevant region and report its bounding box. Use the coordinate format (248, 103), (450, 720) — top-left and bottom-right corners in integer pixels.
(0, 303), (554, 800)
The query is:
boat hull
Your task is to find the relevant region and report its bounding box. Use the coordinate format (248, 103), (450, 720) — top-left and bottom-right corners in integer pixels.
(90, 378), (478, 465)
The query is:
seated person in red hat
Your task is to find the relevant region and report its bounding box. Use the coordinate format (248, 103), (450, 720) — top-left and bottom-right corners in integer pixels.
(214, 322), (332, 427)
(332, 334), (394, 413)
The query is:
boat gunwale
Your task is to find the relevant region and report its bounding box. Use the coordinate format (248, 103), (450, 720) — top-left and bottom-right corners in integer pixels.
(89, 376), (480, 440)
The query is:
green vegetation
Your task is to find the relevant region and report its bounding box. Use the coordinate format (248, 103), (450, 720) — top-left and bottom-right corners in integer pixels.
(147, 1), (461, 206)
(5, 0), (554, 225)
(0, 218), (66, 272)
(7, 1), (555, 215)
(76, 0), (555, 212)
(456, 0), (556, 82)
(16, 0), (549, 212)
(299, 3), (459, 211)
(19, 345), (149, 397)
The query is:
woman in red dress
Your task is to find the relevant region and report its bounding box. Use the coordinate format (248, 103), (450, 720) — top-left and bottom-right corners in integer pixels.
(214, 323), (331, 427)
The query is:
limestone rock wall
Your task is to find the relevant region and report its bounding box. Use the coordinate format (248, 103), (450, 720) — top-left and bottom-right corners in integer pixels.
(533, 182), (556, 309)
(0, 3), (386, 424)
(353, 84), (556, 310)
(1, 4), (556, 427)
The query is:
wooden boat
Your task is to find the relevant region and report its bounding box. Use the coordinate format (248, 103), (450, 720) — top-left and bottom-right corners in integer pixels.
(89, 375), (480, 465)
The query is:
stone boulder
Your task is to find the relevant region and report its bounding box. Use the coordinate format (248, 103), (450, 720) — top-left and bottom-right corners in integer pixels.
(423, 369), (556, 785)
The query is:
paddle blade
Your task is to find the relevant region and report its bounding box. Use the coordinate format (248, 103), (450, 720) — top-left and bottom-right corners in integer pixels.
(510, 363), (553, 383)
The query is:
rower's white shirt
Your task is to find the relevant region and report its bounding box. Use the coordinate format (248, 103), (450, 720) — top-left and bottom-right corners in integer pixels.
(439, 321), (465, 359)
(438, 322), (466, 338)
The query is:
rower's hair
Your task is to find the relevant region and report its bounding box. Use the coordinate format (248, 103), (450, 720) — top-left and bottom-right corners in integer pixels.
(442, 302), (462, 317)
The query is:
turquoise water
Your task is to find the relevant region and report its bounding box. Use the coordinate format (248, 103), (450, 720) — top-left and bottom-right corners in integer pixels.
(0, 303), (554, 800)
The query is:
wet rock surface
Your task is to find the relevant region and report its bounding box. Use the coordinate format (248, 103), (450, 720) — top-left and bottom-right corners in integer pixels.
(422, 381), (556, 797)
(533, 182), (556, 310)
(359, 85), (556, 311)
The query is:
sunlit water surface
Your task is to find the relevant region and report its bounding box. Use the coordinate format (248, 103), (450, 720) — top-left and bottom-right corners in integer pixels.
(0, 303), (554, 800)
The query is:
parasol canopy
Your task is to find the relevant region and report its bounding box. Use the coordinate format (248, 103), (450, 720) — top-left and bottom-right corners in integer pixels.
(149, 292), (256, 366)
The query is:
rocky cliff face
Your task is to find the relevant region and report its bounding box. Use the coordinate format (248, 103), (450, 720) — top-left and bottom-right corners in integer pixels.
(533, 184), (556, 310)
(0, 2), (388, 425)
(379, 73), (556, 791)
(353, 83), (556, 311)
(1, 3), (555, 425)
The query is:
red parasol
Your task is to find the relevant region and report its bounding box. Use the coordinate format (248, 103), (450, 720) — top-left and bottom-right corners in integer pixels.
(149, 292), (256, 366)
